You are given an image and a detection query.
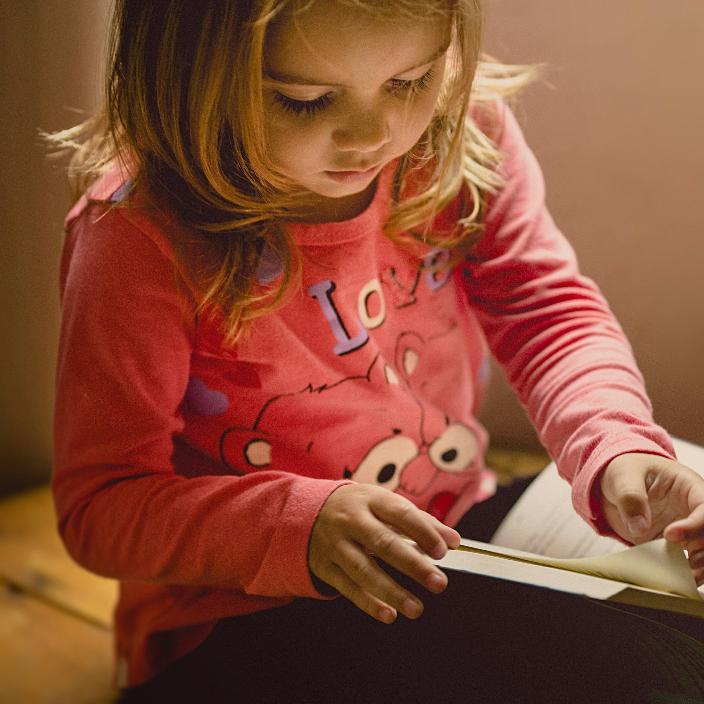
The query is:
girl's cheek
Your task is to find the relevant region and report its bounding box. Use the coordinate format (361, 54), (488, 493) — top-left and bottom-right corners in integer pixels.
(265, 105), (326, 137)
(402, 99), (439, 144)
(264, 118), (328, 169)
(268, 121), (326, 152)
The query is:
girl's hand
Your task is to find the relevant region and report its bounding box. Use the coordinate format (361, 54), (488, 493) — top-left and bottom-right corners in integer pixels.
(599, 453), (704, 584)
(309, 483), (461, 623)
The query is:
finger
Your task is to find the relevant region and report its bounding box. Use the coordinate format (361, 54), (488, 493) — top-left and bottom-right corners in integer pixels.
(681, 535), (704, 585)
(429, 515), (462, 550)
(663, 503), (704, 542)
(350, 515), (449, 594)
(384, 517), (461, 550)
(323, 562), (399, 624)
(688, 548), (704, 572)
(370, 494), (451, 559)
(336, 541), (425, 619)
(603, 470), (653, 540)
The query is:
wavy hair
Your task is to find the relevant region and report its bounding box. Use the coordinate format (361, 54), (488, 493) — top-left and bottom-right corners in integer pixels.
(48, 0), (536, 343)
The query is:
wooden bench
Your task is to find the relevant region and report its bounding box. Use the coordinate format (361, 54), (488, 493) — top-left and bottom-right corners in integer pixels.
(0, 447), (547, 702)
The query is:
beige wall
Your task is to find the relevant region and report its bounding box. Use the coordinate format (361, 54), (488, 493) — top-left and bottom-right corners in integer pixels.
(1, 1), (109, 494)
(479, 0), (704, 450)
(1, 2), (702, 494)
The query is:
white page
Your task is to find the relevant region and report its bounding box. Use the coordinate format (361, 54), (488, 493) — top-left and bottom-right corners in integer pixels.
(456, 537), (700, 600)
(436, 545), (628, 600)
(490, 436), (704, 560)
(435, 544), (704, 618)
(673, 437), (704, 477)
(490, 461), (622, 558)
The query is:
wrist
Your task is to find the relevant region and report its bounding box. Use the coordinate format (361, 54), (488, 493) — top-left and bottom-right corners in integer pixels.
(589, 467), (616, 536)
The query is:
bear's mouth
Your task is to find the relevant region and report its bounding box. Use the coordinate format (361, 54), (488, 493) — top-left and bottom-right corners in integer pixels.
(427, 491), (458, 522)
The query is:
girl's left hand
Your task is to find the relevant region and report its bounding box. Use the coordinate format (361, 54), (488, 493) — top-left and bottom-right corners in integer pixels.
(599, 453), (704, 585)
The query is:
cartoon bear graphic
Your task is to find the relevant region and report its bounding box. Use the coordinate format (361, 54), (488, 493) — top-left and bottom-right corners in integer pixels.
(386, 326), (495, 521)
(213, 326), (494, 523)
(218, 353), (421, 489)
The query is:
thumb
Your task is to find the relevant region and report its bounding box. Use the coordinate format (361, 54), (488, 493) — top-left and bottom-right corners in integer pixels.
(608, 475), (652, 539)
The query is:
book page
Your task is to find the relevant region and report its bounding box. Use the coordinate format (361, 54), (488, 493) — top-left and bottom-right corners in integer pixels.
(490, 462), (622, 559)
(433, 437), (704, 613)
(435, 544), (704, 618)
(437, 544), (628, 600)
(490, 436), (704, 561)
(456, 538), (701, 600)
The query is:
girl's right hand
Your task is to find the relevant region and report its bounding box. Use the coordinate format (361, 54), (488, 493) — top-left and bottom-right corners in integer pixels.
(309, 483), (461, 623)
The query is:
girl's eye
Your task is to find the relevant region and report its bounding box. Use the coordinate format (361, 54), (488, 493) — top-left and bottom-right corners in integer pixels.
(273, 92), (334, 116)
(388, 67), (436, 96)
(271, 65), (436, 118)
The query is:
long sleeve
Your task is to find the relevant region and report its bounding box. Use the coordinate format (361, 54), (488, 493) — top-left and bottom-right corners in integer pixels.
(459, 105), (675, 530)
(53, 201), (347, 597)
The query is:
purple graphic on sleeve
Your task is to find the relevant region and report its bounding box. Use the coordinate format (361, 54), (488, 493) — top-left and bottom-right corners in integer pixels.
(185, 377), (229, 416)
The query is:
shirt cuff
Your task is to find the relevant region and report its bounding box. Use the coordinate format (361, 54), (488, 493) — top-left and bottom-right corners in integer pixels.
(571, 435), (676, 538)
(253, 477), (353, 599)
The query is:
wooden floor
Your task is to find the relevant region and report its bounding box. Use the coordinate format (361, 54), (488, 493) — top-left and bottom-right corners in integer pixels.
(0, 447), (547, 703)
(0, 484), (119, 703)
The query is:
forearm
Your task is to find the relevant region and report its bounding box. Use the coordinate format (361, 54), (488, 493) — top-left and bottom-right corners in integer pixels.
(53, 464), (346, 597)
(461, 104), (675, 527)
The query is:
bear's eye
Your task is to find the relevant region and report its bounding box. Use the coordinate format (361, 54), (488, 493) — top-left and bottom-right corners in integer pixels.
(244, 439), (272, 467)
(350, 435), (419, 491)
(377, 463), (397, 484)
(428, 423), (477, 473)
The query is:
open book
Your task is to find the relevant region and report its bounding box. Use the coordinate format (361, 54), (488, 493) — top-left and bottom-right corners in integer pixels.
(435, 437), (704, 619)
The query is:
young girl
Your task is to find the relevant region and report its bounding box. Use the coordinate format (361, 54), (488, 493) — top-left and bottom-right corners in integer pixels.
(51, 1), (704, 701)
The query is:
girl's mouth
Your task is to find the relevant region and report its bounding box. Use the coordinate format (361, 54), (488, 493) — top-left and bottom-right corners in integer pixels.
(324, 163), (381, 184)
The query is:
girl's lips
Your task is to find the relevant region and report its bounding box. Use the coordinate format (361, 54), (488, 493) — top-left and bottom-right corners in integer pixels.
(324, 163), (382, 184)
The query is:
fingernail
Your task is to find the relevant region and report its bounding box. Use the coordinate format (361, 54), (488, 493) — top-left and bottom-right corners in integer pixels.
(627, 516), (648, 536)
(664, 526), (684, 542)
(427, 571), (447, 592)
(403, 599), (423, 619)
(379, 607), (396, 624)
(431, 543), (447, 560)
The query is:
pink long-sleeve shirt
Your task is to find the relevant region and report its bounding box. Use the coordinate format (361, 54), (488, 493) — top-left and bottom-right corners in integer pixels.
(53, 104), (675, 687)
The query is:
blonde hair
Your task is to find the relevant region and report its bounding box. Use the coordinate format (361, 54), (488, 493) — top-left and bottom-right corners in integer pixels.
(49, 0), (536, 344)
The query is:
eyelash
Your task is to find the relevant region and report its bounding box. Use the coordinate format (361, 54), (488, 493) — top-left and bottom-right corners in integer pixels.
(273, 66), (436, 117)
(388, 66), (436, 96)
(274, 92), (335, 117)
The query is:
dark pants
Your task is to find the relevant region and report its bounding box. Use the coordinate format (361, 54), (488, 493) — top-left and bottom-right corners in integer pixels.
(119, 481), (704, 703)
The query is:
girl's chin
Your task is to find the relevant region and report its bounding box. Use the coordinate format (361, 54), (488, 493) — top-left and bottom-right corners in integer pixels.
(299, 178), (380, 222)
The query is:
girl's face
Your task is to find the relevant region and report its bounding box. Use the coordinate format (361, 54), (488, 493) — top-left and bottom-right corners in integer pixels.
(263, 1), (451, 221)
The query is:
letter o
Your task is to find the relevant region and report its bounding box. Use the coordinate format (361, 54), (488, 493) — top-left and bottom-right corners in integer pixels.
(358, 278), (386, 330)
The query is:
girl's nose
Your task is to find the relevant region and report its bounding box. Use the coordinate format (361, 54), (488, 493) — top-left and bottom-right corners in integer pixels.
(332, 107), (392, 153)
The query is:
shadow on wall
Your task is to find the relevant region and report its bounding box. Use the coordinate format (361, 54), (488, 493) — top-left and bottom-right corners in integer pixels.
(0, 1), (111, 495)
(479, 0), (704, 451)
